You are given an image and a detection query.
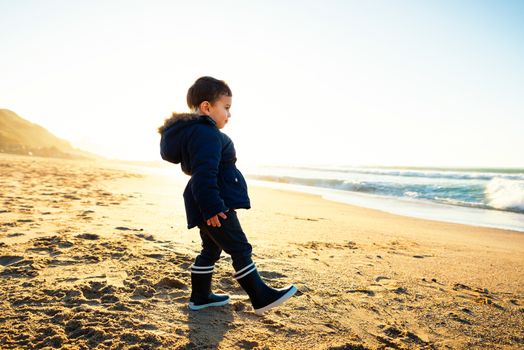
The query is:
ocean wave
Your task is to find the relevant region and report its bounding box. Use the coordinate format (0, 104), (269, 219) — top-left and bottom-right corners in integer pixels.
(249, 175), (482, 201)
(433, 197), (490, 210)
(249, 173), (524, 214)
(485, 178), (524, 213)
(288, 166), (524, 182)
(249, 175), (377, 193)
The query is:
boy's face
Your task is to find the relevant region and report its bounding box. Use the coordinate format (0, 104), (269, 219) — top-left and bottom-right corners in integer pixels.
(200, 95), (232, 129)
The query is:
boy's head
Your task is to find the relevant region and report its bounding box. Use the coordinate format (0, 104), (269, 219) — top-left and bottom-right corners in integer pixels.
(187, 76), (232, 129)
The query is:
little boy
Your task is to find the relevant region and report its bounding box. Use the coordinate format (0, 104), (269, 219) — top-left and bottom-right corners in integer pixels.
(158, 76), (297, 315)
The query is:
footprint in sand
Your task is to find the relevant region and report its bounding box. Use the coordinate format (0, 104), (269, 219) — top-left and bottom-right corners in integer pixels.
(47, 258), (82, 266)
(17, 219), (34, 223)
(115, 226), (147, 235)
(80, 281), (118, 301)
(144, 253), (164, 259)
(132, 285), (156, 298)
(448, 311), (473, 325)
(378, 325), (429, 348)
(296, 241), (357, 251)
(236, 340), (259, 349)
(327, 342), (372, 350)
(134, 233), (155, 241)
(27, 236), (74, 255)
(393, 287), (408, 294)
(259, 271), (287, 279)
(76, 233), (100, 240)
(7, 232), (25, 237)
(154, 277), (187, 290)
(0, 255), (24, 266)
(451, 282), (506, 309)
(412, 254), (432, 259)
(375, 276), (391, 283)
(0, 258), (41, 277)
(369, 276), (410, 296)
(347, 289), (375, 297)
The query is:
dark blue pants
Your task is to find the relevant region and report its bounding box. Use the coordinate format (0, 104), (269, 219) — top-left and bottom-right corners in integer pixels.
(194, 210), (253, 271)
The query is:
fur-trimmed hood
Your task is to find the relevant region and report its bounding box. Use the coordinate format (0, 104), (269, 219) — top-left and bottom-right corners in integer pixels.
(158, 112), (217, 167)
(158, 112), (215, 134)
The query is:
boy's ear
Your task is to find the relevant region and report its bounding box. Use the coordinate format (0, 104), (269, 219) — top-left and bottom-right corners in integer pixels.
(199, 101), (211, 114)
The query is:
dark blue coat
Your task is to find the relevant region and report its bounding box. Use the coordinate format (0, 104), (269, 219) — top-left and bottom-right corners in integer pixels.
(159, 113), (250, 229)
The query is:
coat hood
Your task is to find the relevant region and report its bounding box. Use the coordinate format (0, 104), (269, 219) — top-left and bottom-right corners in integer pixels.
(158, 112), (217, 169)
(158, 112), (207, 134)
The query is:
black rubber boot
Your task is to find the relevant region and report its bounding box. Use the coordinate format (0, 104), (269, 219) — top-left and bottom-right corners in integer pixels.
(234, 262), (297, 316)
(188, 264), (230, 310)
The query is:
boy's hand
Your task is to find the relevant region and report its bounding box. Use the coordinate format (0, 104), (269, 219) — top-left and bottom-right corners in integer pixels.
(207, 212), (228, 227)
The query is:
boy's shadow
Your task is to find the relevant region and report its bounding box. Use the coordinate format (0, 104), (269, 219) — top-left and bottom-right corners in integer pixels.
(185, 305), (235, 349)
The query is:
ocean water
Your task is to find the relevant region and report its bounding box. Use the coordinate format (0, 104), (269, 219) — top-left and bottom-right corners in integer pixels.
(245, 165), (524, 232)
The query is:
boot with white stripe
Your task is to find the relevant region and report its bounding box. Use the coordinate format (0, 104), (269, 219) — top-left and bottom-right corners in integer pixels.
(188, 265), (230, 310)
(234, 262), (297, 316)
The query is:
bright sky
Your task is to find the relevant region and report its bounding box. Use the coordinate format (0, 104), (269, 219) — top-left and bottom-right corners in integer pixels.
(1, 0), (523, 167)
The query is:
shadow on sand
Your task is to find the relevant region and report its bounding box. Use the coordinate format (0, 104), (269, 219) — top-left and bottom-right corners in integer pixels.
(183, 305), (235, 349)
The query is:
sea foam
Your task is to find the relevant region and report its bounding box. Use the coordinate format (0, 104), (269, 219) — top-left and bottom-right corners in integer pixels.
(486, 177), (524, 212)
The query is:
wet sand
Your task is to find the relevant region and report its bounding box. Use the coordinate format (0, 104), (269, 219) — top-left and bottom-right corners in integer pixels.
(1, 153), (523, 349)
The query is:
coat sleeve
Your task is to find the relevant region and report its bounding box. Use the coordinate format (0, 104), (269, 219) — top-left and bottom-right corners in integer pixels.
(187, 125), (228, 220)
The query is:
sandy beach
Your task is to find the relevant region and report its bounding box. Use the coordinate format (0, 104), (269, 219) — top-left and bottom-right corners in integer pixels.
(1, 153), (523, 349)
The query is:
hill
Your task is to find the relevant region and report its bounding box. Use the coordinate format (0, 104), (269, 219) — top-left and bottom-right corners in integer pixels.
(0, 109), (97, 159)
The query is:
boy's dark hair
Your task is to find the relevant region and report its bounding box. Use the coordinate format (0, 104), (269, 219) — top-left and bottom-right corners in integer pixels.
(187, 76), (232, 110)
